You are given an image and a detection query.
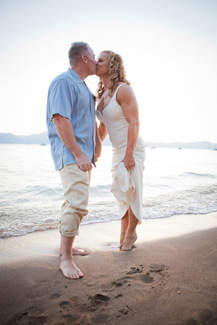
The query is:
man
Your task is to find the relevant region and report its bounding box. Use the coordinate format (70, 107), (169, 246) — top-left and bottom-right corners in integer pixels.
(46, 42), (101, 279)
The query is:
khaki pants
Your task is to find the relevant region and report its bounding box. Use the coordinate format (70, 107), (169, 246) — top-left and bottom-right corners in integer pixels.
(59, 163), (91, 237)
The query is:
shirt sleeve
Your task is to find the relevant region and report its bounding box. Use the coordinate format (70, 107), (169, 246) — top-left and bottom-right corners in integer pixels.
(48, 78), (74, 120)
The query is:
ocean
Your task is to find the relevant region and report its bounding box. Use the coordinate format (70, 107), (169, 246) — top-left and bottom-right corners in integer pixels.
(0, 144), (217, 238)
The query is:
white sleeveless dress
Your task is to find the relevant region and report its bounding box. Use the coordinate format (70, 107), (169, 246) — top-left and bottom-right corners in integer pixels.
(96, 84), (145, 223)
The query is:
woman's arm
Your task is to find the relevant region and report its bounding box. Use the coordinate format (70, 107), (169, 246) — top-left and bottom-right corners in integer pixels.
(117, 85), (140, 170)
(99, 122), (108, 142)
(95, 121), (102, 161)
(95, 121), (108, 161)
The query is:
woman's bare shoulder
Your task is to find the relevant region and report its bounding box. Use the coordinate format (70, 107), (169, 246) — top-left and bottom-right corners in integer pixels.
(117, 83), (134, 101)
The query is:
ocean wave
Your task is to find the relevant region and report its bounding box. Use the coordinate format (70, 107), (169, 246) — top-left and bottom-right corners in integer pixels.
(1, 145), (217, 238)
(181, 172), (216, 178)
(1, 182), (217, 238)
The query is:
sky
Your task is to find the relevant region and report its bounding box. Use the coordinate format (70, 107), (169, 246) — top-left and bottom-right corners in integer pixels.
(0, 0), (217, 143)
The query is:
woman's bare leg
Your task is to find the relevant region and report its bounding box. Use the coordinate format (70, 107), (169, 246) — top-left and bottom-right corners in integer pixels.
(121, 207), (138, 251)
(120, 211), (129, 247)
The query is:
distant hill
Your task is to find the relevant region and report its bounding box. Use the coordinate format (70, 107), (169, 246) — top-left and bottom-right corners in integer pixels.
(0, 132), (217, 149)
(0, 132), (49, 145)
(144, 141), (217, 150)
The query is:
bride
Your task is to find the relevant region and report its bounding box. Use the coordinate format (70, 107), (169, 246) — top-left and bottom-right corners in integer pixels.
(96, 51), (146, 251)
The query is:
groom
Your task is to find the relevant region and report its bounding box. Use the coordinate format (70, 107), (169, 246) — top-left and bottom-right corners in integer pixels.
(47, 42), (101, 279)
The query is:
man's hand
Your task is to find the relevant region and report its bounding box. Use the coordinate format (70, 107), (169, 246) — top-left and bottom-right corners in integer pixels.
(75, 152), (93, 171)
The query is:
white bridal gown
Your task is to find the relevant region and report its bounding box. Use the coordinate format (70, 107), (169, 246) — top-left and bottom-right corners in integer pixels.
(96, 84), (146, 223)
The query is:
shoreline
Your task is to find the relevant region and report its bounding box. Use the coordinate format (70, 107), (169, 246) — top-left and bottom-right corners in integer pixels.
(0, 212), (217, 324)
(1, 212), (217, 262)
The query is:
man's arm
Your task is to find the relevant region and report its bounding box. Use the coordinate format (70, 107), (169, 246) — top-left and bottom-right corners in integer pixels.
(52, 114), (92, 171)
(117, 85), (140, 171)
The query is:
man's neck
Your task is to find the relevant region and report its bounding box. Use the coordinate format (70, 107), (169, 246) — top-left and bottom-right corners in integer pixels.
(70, 66), (87, 82)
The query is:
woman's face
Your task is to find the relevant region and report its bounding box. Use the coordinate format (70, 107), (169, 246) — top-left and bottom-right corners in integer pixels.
(96, 52), (109, 77)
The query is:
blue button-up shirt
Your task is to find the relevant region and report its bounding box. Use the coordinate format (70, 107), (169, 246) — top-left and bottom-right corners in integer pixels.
(46, 68), (96, 171)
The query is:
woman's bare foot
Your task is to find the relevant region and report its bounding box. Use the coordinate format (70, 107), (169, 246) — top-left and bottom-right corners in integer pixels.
(60, 257), (84, 279)
(120, 213), (129, 247)
(121, 232), (138, 251)
(120, 231), (126, 248)
(60, 247), (90, 256)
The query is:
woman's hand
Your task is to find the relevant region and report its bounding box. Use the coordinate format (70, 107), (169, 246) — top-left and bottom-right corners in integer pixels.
(123, 153), (135, 171)
(95, 141), (102, 162)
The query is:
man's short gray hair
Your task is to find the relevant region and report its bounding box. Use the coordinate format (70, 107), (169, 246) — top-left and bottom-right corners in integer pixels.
(68, 42), (90, 66)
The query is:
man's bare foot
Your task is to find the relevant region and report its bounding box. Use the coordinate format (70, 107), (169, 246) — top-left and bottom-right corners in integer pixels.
(72, 248), (90, 256)
(60, 247), (90, 256)
(121, 232), (138, 251)
(60, 258), (84, 279)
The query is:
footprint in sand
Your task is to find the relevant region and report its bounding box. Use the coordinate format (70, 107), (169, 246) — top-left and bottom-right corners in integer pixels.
(59, 301), (82, 322)
(94, 294), (111, 302)
(138, 272), (154, 283)
(112, 276), (132, 285)
(111, 280), (123, 287)
(148, 263), (166, 274)
(89, 293), (111, 304)
(111, 266), (155, 287)
(126, 266), (142, 274)
(59, 301), (72, 311)
(85, 293), (111, 312)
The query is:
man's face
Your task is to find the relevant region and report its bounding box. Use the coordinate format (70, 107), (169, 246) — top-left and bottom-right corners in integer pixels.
(86, 47), (97, 75)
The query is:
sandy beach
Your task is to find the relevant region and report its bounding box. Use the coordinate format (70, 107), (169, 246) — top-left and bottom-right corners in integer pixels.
(0, 212), (217, 325)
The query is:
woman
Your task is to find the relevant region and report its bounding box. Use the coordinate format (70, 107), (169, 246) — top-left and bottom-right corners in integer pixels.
(96, 51), (145, 251)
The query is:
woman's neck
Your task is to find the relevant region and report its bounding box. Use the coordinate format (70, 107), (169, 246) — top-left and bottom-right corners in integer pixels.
(101, 76), (109, 91)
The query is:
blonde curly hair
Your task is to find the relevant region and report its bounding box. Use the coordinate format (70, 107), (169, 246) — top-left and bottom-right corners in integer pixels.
(97, 51), (130, 99)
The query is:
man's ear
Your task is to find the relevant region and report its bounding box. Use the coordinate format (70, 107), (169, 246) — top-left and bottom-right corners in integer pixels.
(81, 54), (88, 63)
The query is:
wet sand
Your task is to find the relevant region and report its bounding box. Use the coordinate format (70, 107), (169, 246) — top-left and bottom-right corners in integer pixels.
(0, 212), (217, 325)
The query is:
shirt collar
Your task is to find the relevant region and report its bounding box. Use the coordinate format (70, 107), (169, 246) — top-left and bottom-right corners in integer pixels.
(68, 68), (84, 84)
